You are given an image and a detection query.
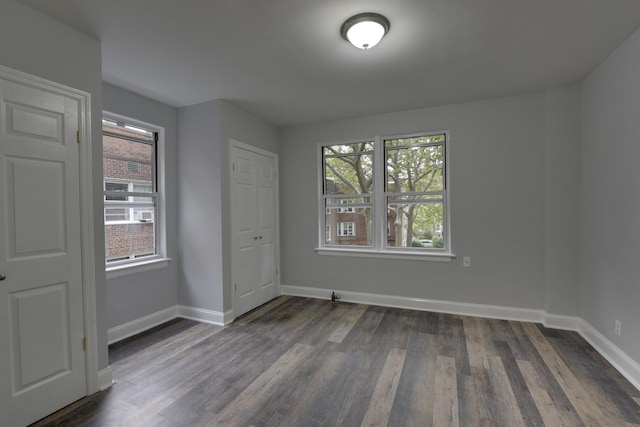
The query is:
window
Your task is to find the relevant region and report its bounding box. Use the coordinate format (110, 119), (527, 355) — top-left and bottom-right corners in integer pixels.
(337, 222), (356, 236)
(326, 224), (331, 242)
(320, 132), (449, 256)
(103, 116), (162, 266)
(337, 199), (356, 213)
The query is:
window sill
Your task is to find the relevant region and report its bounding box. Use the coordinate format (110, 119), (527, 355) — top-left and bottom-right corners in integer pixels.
(315, 248), (455, 262)
(106, 257), (172, 279)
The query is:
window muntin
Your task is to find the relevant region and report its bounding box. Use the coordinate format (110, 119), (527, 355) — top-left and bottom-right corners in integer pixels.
(103, 119), (159, 264)
(320, 132), (449, 254)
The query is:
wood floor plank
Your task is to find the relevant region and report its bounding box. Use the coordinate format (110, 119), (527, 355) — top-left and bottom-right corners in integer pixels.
(464, 317), (493, 369)
(549, 332), (640, 424)
(329, 343), (393, 426)
(433, 355), (459, 427)
(233, 295), (292, 326)
(488, 355), (527, 427)
(522, 322), (624, 427)
(326, 302), (367, 343)
(458, 373), (492, 427)
(517, 359), (580, 427)
(387, 332), (440, 426)
(336, 305), (387, 354)
(510, 321), (585, 426)
(260, 346), (351, 426)
(111, 322), (221, 380)
(493, 340), (545, 426)
(209, 343), (315, 426)
(439, 314), (471, 376)
(114, 395), (176, 427)
(360, 348), (407, 426)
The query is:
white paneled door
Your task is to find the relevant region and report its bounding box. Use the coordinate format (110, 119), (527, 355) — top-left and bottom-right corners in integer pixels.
(231, 144), (278, 318)
(0, 75), (86, 426)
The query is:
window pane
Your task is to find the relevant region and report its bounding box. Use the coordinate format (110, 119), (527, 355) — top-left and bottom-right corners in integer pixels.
(105, 221), (155, 262)
(105, 182), (128, 200)
(324, 153), (373, 195)
(325, 207), (372, 246)
(386, 202), (444, 249)
(104, 121), (154, 143)
(323, 141), (373, 156)
(105, 207), (128, 222)
(386, 144), (444, 193)
(103, 134), (154, 184)
(133, 184), (152, 193)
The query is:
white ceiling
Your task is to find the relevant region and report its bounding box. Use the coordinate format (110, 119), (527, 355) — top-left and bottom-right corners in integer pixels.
(20, 0), (640, 127)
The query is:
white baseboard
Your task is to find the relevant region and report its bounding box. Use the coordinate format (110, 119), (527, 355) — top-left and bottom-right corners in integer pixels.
(281, 284), (546, 323)
(578, 320), (640, 391)
(178, 305), (234, 326)
(107, 305), (233, 346)
(108, 306), (178, 344)
(281, 283), (640, 391)
(97, 366), (113, 391)
(543, 313), (581, 331)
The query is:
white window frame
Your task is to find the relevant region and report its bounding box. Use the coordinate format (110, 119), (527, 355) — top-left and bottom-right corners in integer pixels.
(317, 131), (454, 262)
(103, 112), (170, 277)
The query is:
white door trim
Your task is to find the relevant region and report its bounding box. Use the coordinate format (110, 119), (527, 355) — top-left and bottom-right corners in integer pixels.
(229, 139), (280, 320)
(0, 65), (101, 395)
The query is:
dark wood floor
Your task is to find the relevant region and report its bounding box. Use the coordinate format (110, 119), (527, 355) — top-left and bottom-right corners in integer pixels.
(33, 296), (640, 426)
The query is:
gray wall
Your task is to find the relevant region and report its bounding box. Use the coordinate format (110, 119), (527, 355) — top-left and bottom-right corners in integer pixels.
(580, 27), (640, 363)
(544, 85), (581, 316)
(177, 99), (279, 313)
(178, 100), (223, 311)
(0, 1), (108, 369)
(102, 82), (179, 328)
(280, 93), (556, 310)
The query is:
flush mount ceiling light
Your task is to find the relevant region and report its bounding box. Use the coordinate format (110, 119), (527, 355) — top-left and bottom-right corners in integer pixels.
(341, 13), (390, 50)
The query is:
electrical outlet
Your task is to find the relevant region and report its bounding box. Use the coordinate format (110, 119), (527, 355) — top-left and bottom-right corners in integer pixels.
(463, 256), (471, 267)
(615, 320), (622, 336)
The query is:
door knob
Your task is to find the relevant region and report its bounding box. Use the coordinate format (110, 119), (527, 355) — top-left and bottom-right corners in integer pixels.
(0, 275), (5, 281)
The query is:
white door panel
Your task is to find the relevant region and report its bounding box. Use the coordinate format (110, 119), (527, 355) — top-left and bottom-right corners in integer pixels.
(11, 282), (71, 388)
(6, 157), (67, 256)
(0, 76), (86, 426)
(231, 145), (278, 318)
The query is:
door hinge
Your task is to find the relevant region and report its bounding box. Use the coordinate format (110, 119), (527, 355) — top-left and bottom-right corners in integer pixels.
(233, 162), (235, 172)
(275, 268), (278, 276)
(234, 283), (237, 292)
(82, 336), (87, 351)
(76, 130), (81, 144)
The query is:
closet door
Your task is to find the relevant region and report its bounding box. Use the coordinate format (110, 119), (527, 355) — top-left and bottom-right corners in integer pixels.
(231, 144), (278, 318)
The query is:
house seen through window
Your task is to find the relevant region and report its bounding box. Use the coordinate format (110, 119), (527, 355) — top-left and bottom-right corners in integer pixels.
(103, 118), (159, 264)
